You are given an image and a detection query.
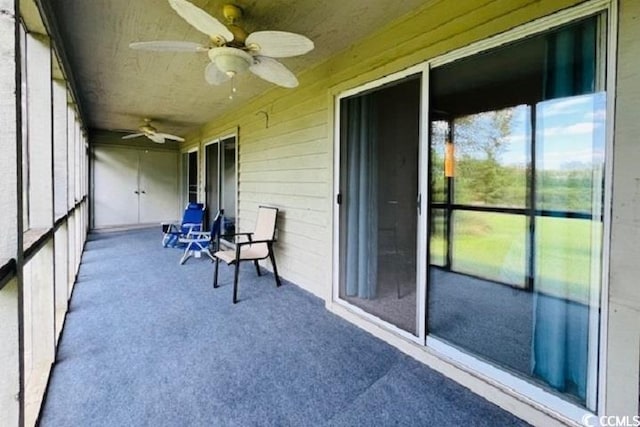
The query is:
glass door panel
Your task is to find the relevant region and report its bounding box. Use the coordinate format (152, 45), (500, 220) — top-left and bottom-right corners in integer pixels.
(186, 151), (198, 203)
(205, 142), (220, 228)
(427, 14), (605, 408)
(532, 91), (605, 404)
(221, 137), (237, 235)
(339, 76), (421, 335)
(205, 136), (237, 236)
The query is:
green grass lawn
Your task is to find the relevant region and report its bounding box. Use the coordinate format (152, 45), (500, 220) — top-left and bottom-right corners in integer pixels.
(430, 211), (602, 302)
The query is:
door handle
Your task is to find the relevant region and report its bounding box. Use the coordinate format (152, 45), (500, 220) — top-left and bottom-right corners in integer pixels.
(141, 190), (146, 194)
(134, 190), (139, 194)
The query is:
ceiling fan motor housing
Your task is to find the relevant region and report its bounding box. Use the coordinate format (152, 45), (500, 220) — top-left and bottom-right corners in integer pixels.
(141, 124), (157, 134)
(209, 47), (253, 76)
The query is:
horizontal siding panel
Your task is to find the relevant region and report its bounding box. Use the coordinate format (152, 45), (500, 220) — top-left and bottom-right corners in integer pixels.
(276, 218), (327, 239)
(241, 123), (327, 153)
(275, 249), (326, 277)
(266, 250), (328, 290)
(240, 138), (327, 163)
(239, 195), (329, 216)
(238, 202), (329, 227)
(239, 97), (327, 134)
(240, 152), (330, 171)
(240, 182), (327, 199)
(274, 205), (329, 227)
(241, 168), (329, 184)
(242, 109), (327, 144)
(275, 237), (326, 260)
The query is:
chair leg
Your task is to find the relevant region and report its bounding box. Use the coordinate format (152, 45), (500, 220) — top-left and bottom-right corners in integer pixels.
(180, 249), (191, 265)
(269, 250), (282, 288)
(254, 260), (261, 276)
(202, 248), (215, 262)
(213, 257), (220, 288)
(233, 262), (240, 304)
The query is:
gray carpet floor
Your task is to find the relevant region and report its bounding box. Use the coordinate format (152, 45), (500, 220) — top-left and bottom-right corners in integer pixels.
(429, 269), (533, 375)
(40, 227), (529, 426)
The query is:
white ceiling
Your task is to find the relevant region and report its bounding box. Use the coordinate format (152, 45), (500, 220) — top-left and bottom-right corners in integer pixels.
(47, 0), (429, 137)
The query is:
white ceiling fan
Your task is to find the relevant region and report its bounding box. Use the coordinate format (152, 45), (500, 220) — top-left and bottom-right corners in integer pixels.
(130, 0), (314, 89)
(121, 119), (185, 144)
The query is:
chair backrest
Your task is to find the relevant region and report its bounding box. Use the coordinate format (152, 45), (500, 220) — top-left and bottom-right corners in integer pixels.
(253, 206), (278, 241)
(183, 203), (205, 226)
(210, 210), (223, 237)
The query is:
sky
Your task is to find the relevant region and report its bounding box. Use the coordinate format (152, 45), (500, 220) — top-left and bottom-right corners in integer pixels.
(499, 92), (607, 170)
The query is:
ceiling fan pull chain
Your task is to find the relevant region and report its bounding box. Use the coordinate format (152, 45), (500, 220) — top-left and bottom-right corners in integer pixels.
(229, 74), (237, 100)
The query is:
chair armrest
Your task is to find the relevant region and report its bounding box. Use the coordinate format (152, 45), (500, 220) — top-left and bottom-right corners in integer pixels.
(220, 232), (253, 242)
(183, 231), (211, 240)
(236, 238), (275, 247)
(181, 223), (203, 234)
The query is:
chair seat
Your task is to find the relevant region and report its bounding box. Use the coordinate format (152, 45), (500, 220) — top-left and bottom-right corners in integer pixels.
(215, 245), (268, 264)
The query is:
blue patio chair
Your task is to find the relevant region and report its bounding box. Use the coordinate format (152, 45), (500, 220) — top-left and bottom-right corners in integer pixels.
(162, 203), (205, 248)
(178, 210), (223, 264)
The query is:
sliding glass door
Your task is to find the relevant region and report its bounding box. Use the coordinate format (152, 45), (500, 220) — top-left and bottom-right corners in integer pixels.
(427, 15), (606, 409)
(338, 76), (421, 336)
(205, 136), (237, 234)
(336, 9), (609, 414)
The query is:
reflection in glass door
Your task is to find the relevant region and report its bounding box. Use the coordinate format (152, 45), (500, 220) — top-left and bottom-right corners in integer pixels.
(338, 76), (421, 335)
(205, 136), (237, 234)
(205, 141), (220, 226)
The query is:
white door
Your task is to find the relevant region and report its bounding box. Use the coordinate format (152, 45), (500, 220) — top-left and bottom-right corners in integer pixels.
(93, 146), (139, 228)
(139, 150), (179, 224)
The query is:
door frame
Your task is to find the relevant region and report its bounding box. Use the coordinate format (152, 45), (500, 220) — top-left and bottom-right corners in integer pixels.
(332, 62), (430, 345)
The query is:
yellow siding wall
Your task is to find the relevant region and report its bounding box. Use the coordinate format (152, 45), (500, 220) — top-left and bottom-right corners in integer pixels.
(181, 0), (585, 297)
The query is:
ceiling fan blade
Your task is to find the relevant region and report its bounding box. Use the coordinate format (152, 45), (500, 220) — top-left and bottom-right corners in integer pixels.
(122, 133), (145, 140)
(155, 132), (185, 142)
(250, 56), (299, 88)
(204, 62), (230, 85)
(168, 0), (233, 42)
(129, 41), (208, 52)
(148, 133), (166, 144)
(245, 31), (314, 58)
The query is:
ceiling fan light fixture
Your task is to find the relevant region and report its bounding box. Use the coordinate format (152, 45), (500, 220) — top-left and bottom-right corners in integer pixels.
(209, 47), (253, 76)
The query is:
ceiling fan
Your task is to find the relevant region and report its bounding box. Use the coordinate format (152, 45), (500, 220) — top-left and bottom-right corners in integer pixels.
(121, 119), (185, 144)
(130, 0), (314, 89)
